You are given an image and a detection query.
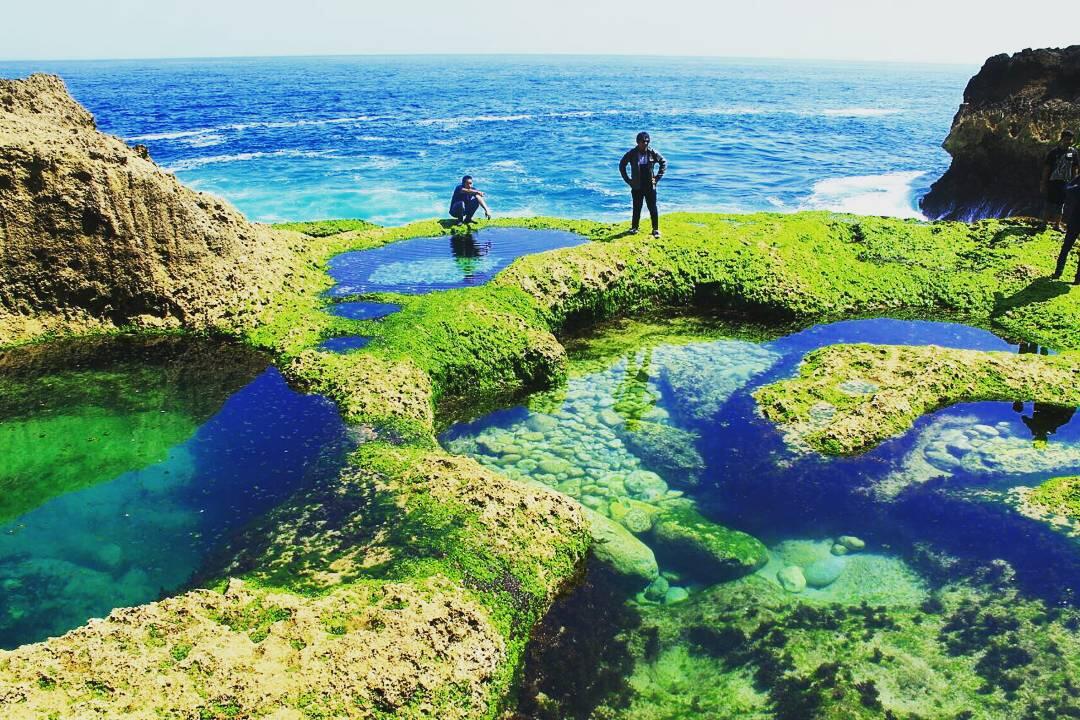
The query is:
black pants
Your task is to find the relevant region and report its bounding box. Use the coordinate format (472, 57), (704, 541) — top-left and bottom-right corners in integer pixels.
(1054, 200), (1080, 280)
(631, 186), (658, 231)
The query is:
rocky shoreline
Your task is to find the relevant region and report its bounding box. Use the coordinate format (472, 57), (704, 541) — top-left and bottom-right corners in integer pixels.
(3, 71), (1080, 718)
(921, 45), (1080, 220)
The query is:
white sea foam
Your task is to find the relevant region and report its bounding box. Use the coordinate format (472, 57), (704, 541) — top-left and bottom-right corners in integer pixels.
(167, 149), (337, 172)
(127, 115), (383, 143)
(418, 114), (533, 128)
(489, 160), (526, 173)
(821, 108), (902, 117)
(126, 128), (218, 142)
(183, 133), (226, 148)
(801, 171), (926, 219)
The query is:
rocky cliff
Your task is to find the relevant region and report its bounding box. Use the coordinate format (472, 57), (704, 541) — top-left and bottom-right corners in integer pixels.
(0, 74), (296, 345)
(920, 45), (1080, 220)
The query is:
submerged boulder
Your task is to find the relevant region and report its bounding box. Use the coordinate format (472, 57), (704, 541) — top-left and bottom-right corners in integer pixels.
(0, 74), (296, 345)
(921, 45), (1080, 219)
(619, 420), (705, 489)
(650, 506), (767, 584)
(584, 506), (659, 588)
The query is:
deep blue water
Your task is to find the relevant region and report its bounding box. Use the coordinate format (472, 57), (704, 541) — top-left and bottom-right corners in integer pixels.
(443, 319), (1080, 604)
(0, 364), (349, 648)
(0, 56), (972, 225)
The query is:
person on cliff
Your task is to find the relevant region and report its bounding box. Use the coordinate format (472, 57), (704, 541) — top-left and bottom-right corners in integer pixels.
(620, 132), (667, 238)
(1051, 179), (1080, 283)
(449, 175), (491, 225)
(1041, 130), (1079, 230)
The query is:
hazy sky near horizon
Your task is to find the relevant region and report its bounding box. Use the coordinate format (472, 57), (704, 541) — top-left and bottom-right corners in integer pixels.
(2, 0), (1075, 64)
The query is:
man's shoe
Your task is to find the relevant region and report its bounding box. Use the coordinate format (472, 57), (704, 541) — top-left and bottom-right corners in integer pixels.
(628, 227), (639, 235)
(651, 229), (661, 238)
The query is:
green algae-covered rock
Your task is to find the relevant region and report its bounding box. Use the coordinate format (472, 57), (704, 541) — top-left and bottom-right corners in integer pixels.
(584, 506), (659, 588)
(1027, 476), (1080, 519)
(619, 420), (705, 489)
(650, 506), (767, 584)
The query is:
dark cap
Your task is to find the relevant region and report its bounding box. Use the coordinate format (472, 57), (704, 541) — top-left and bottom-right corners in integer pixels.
(636, 132), (650, 143)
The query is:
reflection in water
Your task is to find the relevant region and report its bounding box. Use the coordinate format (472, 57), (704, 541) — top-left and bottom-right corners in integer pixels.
(1015, 402), (1077, 445)
(449, 232), (493, 278)
(327, 227), (586, 296)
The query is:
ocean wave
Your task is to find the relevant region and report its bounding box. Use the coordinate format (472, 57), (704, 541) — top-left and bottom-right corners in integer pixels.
(127, 115), (383, 143)
(126, 128), (218, 142)
(821, 108), (902, 117)
(801, 171), (926, 219)
(489, 160), (526, 173)
(167, 149), (338, 172)
(418, 114), (533, 128)
(183, 133), (226, 148)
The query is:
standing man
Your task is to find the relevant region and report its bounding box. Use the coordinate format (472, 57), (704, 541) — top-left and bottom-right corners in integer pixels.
(620, 132), (667, 237)
(1041, 130), (1079, 230)
(449, 175), (491, 225)
(1051, 180), (1080, 283)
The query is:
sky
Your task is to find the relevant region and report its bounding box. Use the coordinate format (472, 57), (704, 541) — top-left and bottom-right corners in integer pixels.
(1, 0), (1076, 64)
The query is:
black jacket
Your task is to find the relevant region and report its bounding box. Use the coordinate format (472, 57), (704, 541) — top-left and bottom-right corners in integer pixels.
(620, 147), (667, 188)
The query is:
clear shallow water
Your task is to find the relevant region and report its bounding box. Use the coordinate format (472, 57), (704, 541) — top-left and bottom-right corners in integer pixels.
(0, 56), (972, 224)
(327, 301), (402, 320)
(0, 338), (349, 648)
(327, 227), (586, 296)
(441, 317), (1080, 715)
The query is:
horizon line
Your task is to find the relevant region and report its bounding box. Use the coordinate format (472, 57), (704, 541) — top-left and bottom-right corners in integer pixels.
(0, 50), (979, 68)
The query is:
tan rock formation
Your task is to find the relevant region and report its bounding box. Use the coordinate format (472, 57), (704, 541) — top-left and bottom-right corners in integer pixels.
(0, 74), (297, 345)
(921, 46), (1080, 220)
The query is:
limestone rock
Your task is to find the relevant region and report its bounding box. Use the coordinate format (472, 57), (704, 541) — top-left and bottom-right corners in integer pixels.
(650, 506), (768, 584)
(777, 565), (807, 593)
(0, 74), (297, 345)
(584, 506), (659, 587)
(921, 45), (1080, 219)
(804, 557), (846, 588)
(837, 535), (866, 551)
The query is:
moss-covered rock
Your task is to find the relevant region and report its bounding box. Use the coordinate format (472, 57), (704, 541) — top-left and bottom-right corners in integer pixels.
(1026, 476), (1080, 519)
(650, 506), (768, 583)
(755, 343), (1080, 455)
(583, 506), (659, 589)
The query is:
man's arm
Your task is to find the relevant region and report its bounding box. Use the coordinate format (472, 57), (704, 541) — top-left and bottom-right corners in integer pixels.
(477, 194), (491, 218)
(652, 150), (667, 183)
(619, 151), (633, 185)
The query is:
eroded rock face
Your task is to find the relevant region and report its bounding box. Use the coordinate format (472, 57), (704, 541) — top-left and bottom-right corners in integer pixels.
(0, 578), (506, 720)
(0, 74), (295, 345)
(921, 46), (1080, 220)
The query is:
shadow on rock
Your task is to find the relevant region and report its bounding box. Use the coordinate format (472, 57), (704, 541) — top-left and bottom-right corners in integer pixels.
(515, 559), (641, 720)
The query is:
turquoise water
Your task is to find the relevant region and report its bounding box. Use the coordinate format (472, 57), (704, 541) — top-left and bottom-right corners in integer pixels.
(0, 339), (349, 648)
(0, 56), (972, 224)
(441, 317), (1080, 717)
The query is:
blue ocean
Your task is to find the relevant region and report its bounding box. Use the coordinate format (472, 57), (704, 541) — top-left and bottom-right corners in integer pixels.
(0, 55), (972, 225)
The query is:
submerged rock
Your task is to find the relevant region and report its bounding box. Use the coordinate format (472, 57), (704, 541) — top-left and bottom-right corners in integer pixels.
(650, 506), (767, 584)
(776, 565), (806, 593)
(584, 507), (659, 588)
(804, 556), (846, 588)
(618, 420), (705, 489)
(837, 535), (866, 551)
